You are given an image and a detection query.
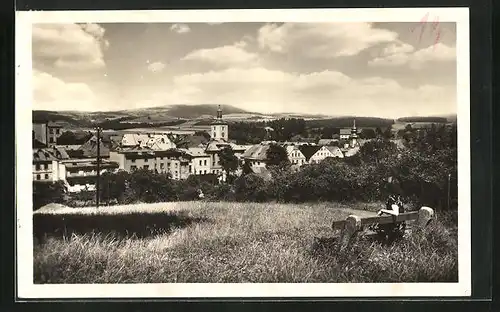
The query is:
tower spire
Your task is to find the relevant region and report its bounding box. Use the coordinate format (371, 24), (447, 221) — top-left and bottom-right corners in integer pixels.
(217, 104), (222, 119)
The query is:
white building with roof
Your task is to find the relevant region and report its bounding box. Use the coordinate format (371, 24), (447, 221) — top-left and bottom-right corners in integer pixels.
(181, 147), (211, 175)
(309, 145), (344, 164)
(121, 133), (176, 150)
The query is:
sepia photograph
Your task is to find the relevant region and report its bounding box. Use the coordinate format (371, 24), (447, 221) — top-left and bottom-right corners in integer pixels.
(16, 8), (470, 298)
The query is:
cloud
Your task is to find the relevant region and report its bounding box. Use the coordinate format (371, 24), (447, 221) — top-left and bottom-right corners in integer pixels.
(32, 23), (109, 71)
(33, 70), (100, 111)
(369, 42), (456, 69)
(147, 61), (166, 73)
(257, 23), (398, 58)
(137, 66), (455, 118)
(170, 24), (191, 34)
(181, 41), (259, 67)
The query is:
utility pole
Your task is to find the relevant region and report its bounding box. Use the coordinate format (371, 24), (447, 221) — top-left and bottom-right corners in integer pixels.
(95, 126), (101, 208)
(447, 173), (451, 211)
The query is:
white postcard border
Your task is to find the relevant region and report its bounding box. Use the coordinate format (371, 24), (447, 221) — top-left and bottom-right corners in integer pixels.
(16, 8), (471, 299)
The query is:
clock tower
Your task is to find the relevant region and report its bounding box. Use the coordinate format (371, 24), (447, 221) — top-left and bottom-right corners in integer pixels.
(211, 105), (228, 141)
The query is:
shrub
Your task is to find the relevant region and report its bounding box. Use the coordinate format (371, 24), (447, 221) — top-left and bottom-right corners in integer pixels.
(233, 174), (270, 202)
(33, 181), (67, 210)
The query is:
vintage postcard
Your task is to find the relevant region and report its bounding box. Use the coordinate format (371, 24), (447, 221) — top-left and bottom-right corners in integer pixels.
(16, 8), (470, 298)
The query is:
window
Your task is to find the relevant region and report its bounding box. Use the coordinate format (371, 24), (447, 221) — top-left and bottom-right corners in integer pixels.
(199, 160), (202, 166)
(204, 170), (207, 174)
(131, 165), (137, 171)
(175, 163), (178, 168)
(204, 160), (207, 166)
(144, 165), (149, 170)
(221, 132), (225, 137)
(144, 158), (148, 162)
(160, 163), (164, 169)
(131, 159), (136, 163)
(44, 174), (49, 180)
(213, 132), (216, 137)
(189, 165), (192, 172)
(49, 128), (54, 134)
(36, 174), (40, 180)
(35, 164), (40, 170)
(49, 138), (54, 143)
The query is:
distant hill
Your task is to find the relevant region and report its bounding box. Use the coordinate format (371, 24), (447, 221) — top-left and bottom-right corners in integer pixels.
(305, 116), (395, 128)
(33, 104), (454, 131)
(396, 115), (456, 123)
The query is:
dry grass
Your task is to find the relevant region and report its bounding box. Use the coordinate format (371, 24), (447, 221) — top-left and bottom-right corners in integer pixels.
(33, 201), (458, 283)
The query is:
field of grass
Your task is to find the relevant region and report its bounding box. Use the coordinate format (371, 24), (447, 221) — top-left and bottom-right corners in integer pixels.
(33, 201), (458, 283)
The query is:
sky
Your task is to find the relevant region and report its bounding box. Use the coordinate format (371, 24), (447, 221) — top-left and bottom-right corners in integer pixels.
(32, 21), (457, 118)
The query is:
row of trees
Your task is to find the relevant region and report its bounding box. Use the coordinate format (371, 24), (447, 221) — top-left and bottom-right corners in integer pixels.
(228, 118), (396, 144)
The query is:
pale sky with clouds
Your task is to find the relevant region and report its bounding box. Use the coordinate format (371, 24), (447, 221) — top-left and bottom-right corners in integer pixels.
(32, 22), (457, 118)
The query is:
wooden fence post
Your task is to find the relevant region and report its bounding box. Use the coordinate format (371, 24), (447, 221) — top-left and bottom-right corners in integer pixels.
(416, 206), (434, 229)
(338, 214), (362, 252)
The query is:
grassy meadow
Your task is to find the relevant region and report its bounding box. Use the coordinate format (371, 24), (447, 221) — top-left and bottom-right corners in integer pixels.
(33, 201), (458, 283)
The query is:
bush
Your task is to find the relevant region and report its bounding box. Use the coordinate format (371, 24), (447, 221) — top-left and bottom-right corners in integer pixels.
(233, 174), (270, 202)
(33, 181), (67, 210)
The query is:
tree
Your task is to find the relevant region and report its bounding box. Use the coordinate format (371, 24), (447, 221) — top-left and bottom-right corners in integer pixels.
(358, 139), (398, 166)
(242, 160), (253, 175)
(218, 146), (239, 179)
(383, 126), (393, 140)
(33, 181), (67, 210)
(233, 173), (270, 202)
(265, 143), (290, 170)
(127, 169), (176, 203)
(56, 131), (79, 145)
(99, 170), (130, 204)
(360, 128), (376, 139)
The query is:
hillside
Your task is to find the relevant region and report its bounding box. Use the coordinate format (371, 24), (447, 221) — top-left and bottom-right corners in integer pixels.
(396, 115), (457, 123)
(33, 104), (456, 131)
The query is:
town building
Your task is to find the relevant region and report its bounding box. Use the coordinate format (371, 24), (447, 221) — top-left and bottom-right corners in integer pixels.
(241, 144), (271, 169)
(181, 147), (211, 175)
(339, 129), (352, 140)
(32, 147), (68, 182)
(317, 138), (339, 146)
(33, 146), (119, 192)
(339, 119), (360, 149)
(210, 105), (229, 141)
(109, 146), (157, 172)
(155, 149), (191, 180)
(61, 158), (119, 193)
(33, 121), (65, 147)
(309, 145), (344, 164)
(109, 147), (192, 180)
(65, 135), (111, 159)
(286, 145), (307, 166)
(121, 133), (176, 150)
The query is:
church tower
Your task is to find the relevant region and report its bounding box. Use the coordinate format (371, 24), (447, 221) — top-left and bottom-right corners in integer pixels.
(350, 118), (359, 147)
(211, 105), (228, 141)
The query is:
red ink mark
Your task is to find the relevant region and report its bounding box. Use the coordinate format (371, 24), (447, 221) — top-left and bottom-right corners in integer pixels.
(411, 12), (442, 49)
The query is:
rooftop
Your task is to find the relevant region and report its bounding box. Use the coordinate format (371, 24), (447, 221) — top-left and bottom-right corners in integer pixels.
(241, 144), (271, 160)
(298, 145), (321, 161)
